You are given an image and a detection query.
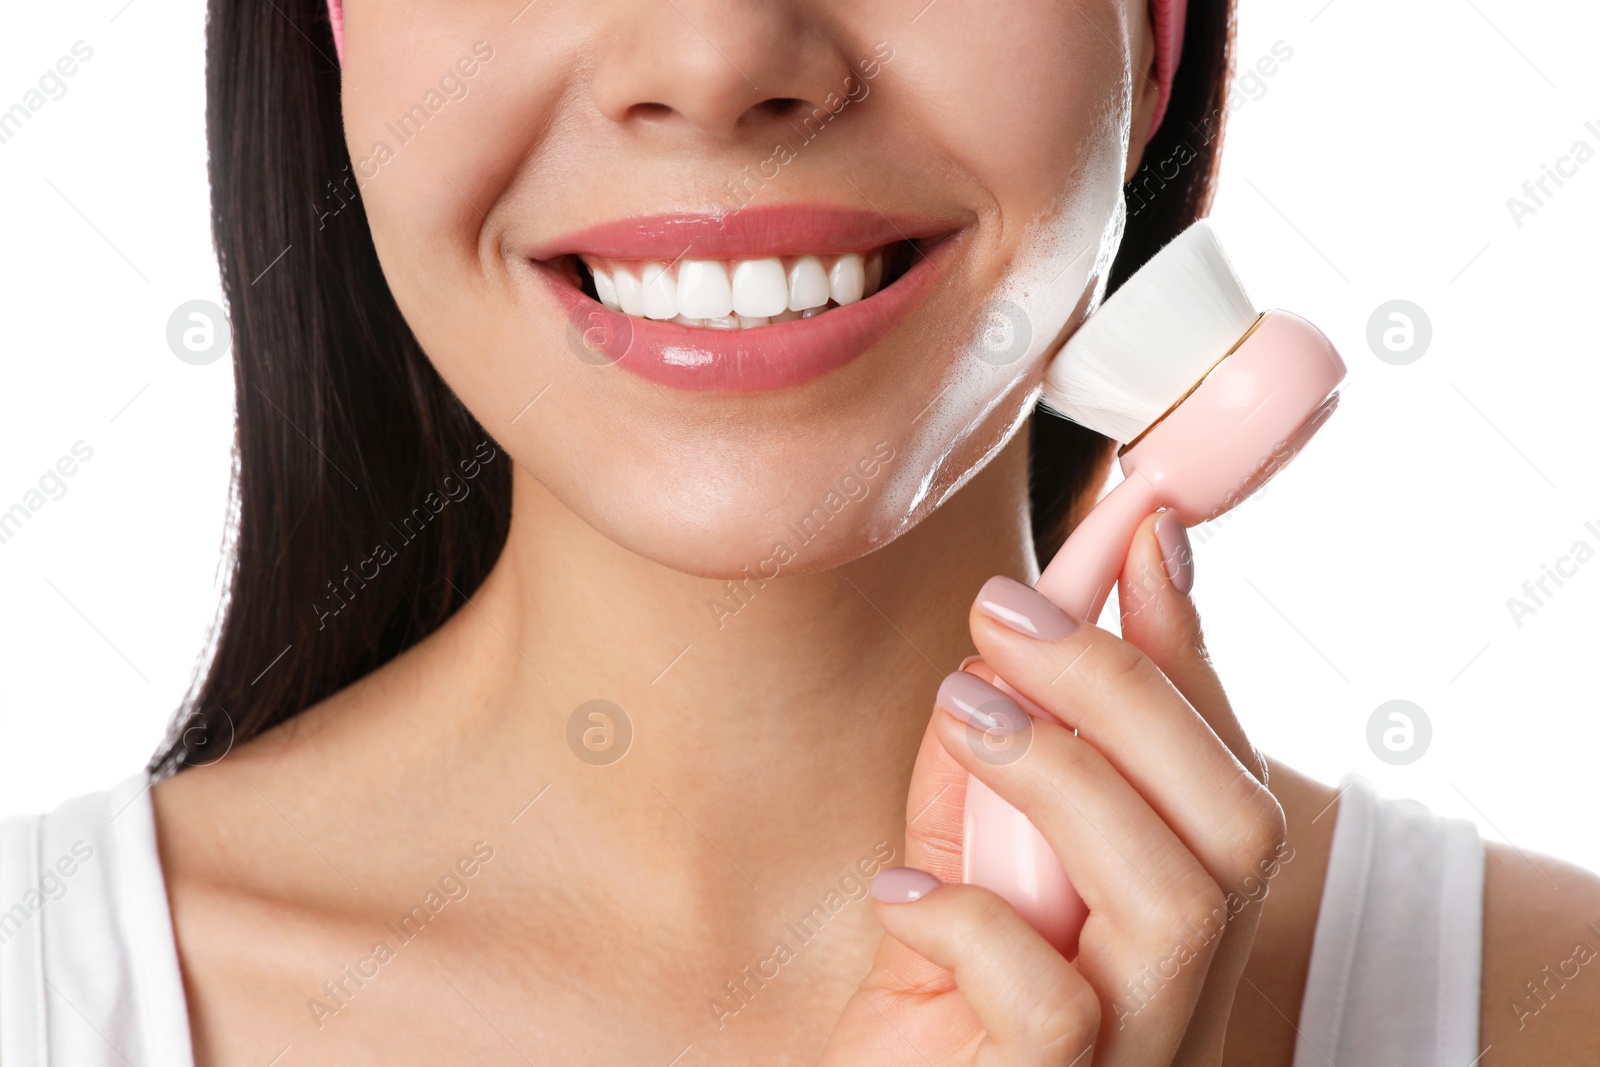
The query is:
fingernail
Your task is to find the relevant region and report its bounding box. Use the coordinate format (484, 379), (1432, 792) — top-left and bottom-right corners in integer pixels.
(974, 575), (1078, 640)
(936, 671), (1028, 735)
(1154, 509), (1194, 595)
(957, 654), (982, 672)
(871, 866), (942, 904)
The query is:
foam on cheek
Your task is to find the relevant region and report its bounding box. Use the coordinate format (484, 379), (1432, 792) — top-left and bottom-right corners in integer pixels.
(976, 63), (1137, 391)
(863, 110), (1133, 544)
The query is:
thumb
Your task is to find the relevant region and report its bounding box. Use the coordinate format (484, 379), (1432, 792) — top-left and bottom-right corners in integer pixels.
(1118, 509), (1264, 783)
(901, 665), (982, 884)
(872, 658), (991, 990)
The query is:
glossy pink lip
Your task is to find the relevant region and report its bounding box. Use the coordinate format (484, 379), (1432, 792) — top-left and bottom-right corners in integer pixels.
(525, 204), (961, 261)
(521, 206), (962, 394)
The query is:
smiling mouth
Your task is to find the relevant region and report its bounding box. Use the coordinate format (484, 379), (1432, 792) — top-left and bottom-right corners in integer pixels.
(519, 206), (962, 392)
(553, 241), (924, 330)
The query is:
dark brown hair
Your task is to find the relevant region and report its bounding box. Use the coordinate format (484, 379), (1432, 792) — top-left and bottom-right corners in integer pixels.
(151, 0), (1236, 774)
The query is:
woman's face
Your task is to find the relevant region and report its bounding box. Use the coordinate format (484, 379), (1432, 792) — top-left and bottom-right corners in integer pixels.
(340, 0), (1157, 577)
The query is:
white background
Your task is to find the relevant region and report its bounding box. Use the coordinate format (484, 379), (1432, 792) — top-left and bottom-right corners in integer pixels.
(2, 0), (1597, 876)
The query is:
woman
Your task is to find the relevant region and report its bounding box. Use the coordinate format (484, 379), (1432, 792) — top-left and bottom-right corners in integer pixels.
(3, 0), (1597, 1063)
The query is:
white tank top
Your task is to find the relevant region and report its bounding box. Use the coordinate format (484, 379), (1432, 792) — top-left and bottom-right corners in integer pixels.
(1290, 774), (1485, 1067)
(0, 772), (1482, 1064)
(0, 773), (193, 1067)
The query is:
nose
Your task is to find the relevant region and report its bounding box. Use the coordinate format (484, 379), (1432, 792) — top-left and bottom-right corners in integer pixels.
(589, 0), (859, 141)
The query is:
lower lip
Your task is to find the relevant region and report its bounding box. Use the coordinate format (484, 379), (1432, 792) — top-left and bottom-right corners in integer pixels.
(531, 244), (950, 393)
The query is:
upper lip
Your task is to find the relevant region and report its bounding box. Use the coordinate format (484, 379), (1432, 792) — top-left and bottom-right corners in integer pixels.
(525, 204), (964, 262)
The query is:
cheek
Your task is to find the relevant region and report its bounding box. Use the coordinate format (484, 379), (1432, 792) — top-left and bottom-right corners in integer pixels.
(341, 7), (565, 293)
(862, 11), (1133, 532)
(343, 25), (576, 417)
(890, 5), (1133, 212)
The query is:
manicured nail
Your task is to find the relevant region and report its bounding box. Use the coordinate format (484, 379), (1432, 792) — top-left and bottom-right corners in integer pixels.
(936, 671), (1028, 735)
(1154, 509), (1194, 595)
(871, 866), (942, 903)
(957, 654), (982, 672)
(974, 575), (1078, 640)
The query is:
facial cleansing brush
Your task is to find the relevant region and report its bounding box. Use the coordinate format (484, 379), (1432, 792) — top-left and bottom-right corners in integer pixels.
(963, 219), (1347, 957)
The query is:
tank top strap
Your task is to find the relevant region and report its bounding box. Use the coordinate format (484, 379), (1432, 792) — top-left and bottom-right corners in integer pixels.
(1292, 774), (1485, 1067)
(0, 773), (194, 1066)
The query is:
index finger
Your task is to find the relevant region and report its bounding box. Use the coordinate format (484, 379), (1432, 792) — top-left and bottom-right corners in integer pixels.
(967, 581), (1284, 891)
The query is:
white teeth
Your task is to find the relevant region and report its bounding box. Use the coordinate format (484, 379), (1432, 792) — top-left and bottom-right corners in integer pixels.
(612, 265), (644, 317)
(640, 262), (678, 320)
(731, 258), (789, 318)
(668, 310), (805, 330)
(592, 267), (620, 310)
(786, 256), (830, 312)
(829, 254), (866, 306)
(676, 260), (734, 319)
(582, 247), (896, 328)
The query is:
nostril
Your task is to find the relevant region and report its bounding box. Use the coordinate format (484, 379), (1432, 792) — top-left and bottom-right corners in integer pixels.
(752, 97), (810, 122)
(628, 102), (674, 122)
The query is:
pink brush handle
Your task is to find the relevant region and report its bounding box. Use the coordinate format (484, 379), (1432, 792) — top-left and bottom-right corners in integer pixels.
(962, 471), (1164, 958)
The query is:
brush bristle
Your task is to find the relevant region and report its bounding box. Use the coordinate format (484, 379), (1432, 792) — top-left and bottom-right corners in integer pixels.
(1042, 220), (1259, 443)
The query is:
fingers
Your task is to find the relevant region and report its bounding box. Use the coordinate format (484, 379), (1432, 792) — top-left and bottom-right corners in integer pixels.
(928, 684), (1234, 1064)
(870, 870), (1100, 1066)
(1116, 511), (1264, 785)
(1108, 518), (1279, 1056)
(965, 579), (1283, 901)
(899, 526), (1282, 1065)
(1113, 511), (1280, 1055)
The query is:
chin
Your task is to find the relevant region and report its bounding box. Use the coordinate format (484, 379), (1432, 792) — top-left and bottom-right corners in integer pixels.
(502, 359), (1042, 583)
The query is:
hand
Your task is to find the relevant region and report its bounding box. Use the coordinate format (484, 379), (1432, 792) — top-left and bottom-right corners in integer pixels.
(820, 510), (1287, 1066)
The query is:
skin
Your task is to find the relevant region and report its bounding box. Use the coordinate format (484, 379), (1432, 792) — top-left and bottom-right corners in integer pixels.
(149, 0), (1600, 1064)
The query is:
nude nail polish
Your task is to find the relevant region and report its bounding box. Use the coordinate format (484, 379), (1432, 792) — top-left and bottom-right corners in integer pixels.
(935, 671), (1027, 735)
(974, 575), (1078, 640)
(1154, 509), (1194, 594)
(871, 866), (942, 903)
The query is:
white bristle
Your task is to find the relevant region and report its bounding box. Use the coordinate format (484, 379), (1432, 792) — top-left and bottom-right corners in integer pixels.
(1042, 220), (1259, 443)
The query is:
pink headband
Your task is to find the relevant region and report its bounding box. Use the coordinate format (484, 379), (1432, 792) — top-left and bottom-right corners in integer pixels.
(328, 0), (344, 64)
(1147, 0), (1188, 139)
(325, 0), (1185, 139)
